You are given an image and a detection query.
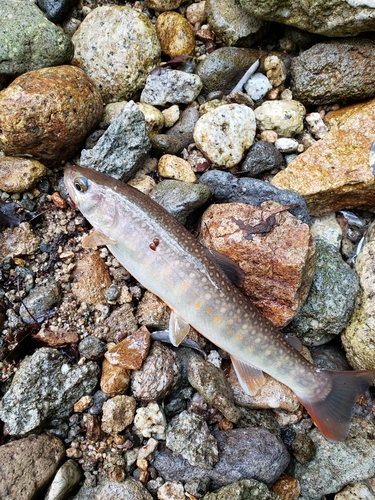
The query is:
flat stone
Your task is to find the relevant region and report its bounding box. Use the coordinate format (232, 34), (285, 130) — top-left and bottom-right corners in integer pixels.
(72, 251), (111, 305)
(101, 395), (136, 434)
(0, 156), (46, 193)
(45, 459), (82, 500)
(271, 98), (375, 215)
(105, 326), (151, 370)
(141, 70), (202, 106)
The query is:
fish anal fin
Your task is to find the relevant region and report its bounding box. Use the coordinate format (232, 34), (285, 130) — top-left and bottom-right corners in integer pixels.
(230, 354), (266, 396)
(297, 370), (375, 442)
(205, 248), (245, 288)
(169, 311), (190, 347)
(286, 336), (303, 352)
(82, 230), (117, 248)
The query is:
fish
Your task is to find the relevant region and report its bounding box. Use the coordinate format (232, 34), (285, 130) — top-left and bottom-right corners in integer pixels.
(64, 165), (375, 442)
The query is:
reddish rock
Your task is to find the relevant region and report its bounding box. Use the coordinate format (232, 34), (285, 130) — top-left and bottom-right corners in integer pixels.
(199, 201), (315, 327)
(100, 356), (131, 396)
(271, 474), (301, 500)
(0, 65), (103, 163)
(34, 328), (79, 347)
(105, 325), (151, 370)
(72, 251), (111, 305)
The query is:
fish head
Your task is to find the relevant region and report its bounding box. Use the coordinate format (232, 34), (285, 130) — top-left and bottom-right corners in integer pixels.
(64, 165), (118, 233)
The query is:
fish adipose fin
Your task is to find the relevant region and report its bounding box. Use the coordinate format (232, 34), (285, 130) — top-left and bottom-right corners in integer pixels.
(169, 311), (190, 347)
(298, 369), (375, 442)
(82, 229), (117, 248)
(230, 355), (266, 395)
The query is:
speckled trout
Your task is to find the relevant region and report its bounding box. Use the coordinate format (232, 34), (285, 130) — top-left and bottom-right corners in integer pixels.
(64, 165), (375, 441)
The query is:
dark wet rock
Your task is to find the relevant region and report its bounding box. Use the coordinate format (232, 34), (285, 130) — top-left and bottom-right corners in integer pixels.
(37, 0), (77, 22)
(150, 179), (211, 224)
(167, 107), (199, 144)
(151, 134), (187, 155)
(19, 281), (61, 324)
(0, 347), (100, 435)
(291, 432), (316, 464)
(71, 477), (153, 500)
(78, 336), (107, 360)
(291, 39), (375, 106)
(0, 434), (65, 500)
(80, 105), (151, 182)
(88, 390), (110, 415)
(0, 0), (73, 77)
(199, 170), (310, 225)
(187, 356), (241, 423)
(203, 479), (277, 499)
(309, 342), (351, 371)
(166, 411), (219, 469)
(185, 477), (211, 498)
(241, 140), (283, 176)
(154, 427), (289, 488)
(283, 239), (359, 346)
(283, 26), (325, 49)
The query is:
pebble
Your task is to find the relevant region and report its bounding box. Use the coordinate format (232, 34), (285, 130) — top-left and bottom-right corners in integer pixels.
(154, 427), (289, 488)
(71, 477), (153, 500)
(0, 347), (99, 435)
(185, 477), (211, 498)
(156, 11), (195, 58)
(305, 112), (329, 139)
(101, 395), (136, 434)
(187, 355), (241, 422)
(80, 104), (151, 181)
(166, 411), (219, 469)
(151, 134), (187, 155)
(272, 98), (375, 215)
(141, 70), (202, 106)
(45, 459), (82, 500)
(100, 357), (131, 396)
(88, 390), (109, 415)
(150, 179), (211, 224)
(204, 479), (277, 499)
(162, 105), (180, 128)
(72, 251), (111, 305)
(136, 291), (170, 330)
(19, 280), (61, 323)
(37, 0), (77, 23)
(260, 129), (278, 143)
(291, 39), (375, 105)
(254, 100), (306, 137)
(264, 55), (287, 87)
(0, 66), (103, 163)
(73, 395), (93, 413)
(275, 137), (300, 153)
(72, 6), (160, 103)
(186, 1), (206, 24)
(130, 341), (181, 401)
(0, 157), (46, 193)
(133, 401), (167, 440)
(146, 0), (185, 11)
(0, 222), (40, 261)
(0, 434), (65, 500)
(310, 213), (342, 249)
(105, 326), (151, 370)
(0, 0), (73, 77)
(193, 103), (256, 168)
(137, 102), (165, 137)
(270, 474), (301, 500)
(166, 106), (200, 147)
(158, 154), (197, 182)
(240, 140), (283, 175)
(95, 303), (138, 343)
(157, 481), (185, 500)
(78, 336), (106, 360)
(205, 0), (269, 47)
(244, 73), (273, 101)
(138, 437), (158, 460)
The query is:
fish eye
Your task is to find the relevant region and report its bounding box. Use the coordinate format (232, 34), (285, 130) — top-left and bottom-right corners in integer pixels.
(73, 176), (89, 192)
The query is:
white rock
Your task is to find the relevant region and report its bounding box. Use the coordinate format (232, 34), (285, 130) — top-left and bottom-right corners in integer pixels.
(193, 103), (256, 168)
(254, 99), (306, 137)
(275, 137), (299, 153)
(310, 214), (342, 250)
(162, 104), (180, 127)
(305, 112), (329, 139)
(133, 402), (167, 439)
(141, 70), (202, 106)
(244, 73), (272, 101)
(334, 482), (375, 499)
(157, 481), (185, 500)
(45, 459), (81, 500)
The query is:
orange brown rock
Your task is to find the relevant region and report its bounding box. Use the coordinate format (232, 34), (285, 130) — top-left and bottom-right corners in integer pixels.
(34, 328), (79, 347)
(0, 157), (46, 193)
(155, 11), (195, 58)
(72, 251), (111, 305)
(100, 357), (131, 396)
(105, 326), (151, 370)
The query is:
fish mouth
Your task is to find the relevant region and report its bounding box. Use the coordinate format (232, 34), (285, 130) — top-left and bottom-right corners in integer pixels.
(66, 194), (77, 209)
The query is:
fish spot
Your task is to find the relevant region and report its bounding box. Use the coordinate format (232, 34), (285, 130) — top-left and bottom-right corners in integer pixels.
(236, 333), (243, 340)
(194, 302), (201, 309)
(228, 328), (234, 334)
(182, 283), (189, 290)
(205, 293), (211, 300)
(214, 315), (221, 322)
(207, 307), (213, 313)
(241, 324), (248, 330)
(249, 346), (255, 352)
(220, 307), (227, 313)
(254, 338), (261, 344)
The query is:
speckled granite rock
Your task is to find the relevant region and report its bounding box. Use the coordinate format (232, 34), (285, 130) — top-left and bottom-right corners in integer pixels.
(71, 477), (153, 500)
(0, 156), (46, 193)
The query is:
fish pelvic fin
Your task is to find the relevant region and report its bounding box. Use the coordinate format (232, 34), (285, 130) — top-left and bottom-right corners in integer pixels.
(297, 369), (375, 442)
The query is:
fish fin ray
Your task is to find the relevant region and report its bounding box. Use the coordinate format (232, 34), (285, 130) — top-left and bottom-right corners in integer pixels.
(205, 248), (245, 288)
(230, 355), (265, 396)
(82, 230), (117, 248)
(169, 311), (190, 347)
(286, 336), (303, 352)
(297, 369), (375, 442)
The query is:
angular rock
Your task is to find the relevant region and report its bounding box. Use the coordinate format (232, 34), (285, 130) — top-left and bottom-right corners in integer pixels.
(204, 479), (278, 500)
(101, 395), (136, 434)
(80, 105), (151, 181)
(271, 98), (375, 215)
(158, 154), (197, 183)
(0, 0), (73, 77)
(254, 100), (306, 138)
(156, 11), (195, 58)
(19, 280), (61, 324)
(37, 0), (77, 22)
(136, 102), (165, 137)
(199, 201), (315, 327)
(0, 66), (103, 163)
(0, 347), (99, 435)
(136, 290), (170, 330)
(72, 251), (111, 305)
(105, 326), (151, 370)
(72, 5), (160, 103)
(284, 239), (359, 346)
(134, 401), (167, 440)
(141, 70), (202, 106)
(241, 140), (283, 176)
(0, 222), (40, 261)
(95, 303), (138, 343)
(71, 477), (153, 500)
(0, 157), (46, 193)
(0, 434), (65, 500)
(100, 357), (131, 396)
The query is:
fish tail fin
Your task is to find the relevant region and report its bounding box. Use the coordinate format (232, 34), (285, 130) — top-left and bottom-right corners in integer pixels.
(297, 370), (375, 442)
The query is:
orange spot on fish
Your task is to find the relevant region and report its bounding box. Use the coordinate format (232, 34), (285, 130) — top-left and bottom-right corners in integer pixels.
(207, 307), (213, 314)
(194, 302), (201, 309)
(228, 328), (234, 334)
(236, 333), (243, 340)
(214, 315), (221, 322)
(249, 345), (255, 352)
(182, 283), (189, 290)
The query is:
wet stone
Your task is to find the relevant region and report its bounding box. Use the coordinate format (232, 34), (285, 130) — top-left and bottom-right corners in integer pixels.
(78, 336), (106, 360)
(100, 357), (131, 397)
(88, 390), (109, 415)
(0, 434), (65, 500)
(0, 157), (47, 193)
(270, 474), (301, 500)
(72, 251), (111, 306)
(0, 222), (40, 261)
(105, 326), (151, 370)
(241, 140), (283, 176)
(45, 459), (82, 500)
(151, 134), (187, 155)
(37, 0), (77, 23)
(158, 154), (197, 183)
(244, 73), (273, 101)
(166, 410), (219, 469)
(19, 280), (61, 324)
(0, 347), (100, 435)
(254, 100), (306, 138)
(101, 395), (136, 434)
(156, 11), (195, 58)
(137, 102), (165, 137)
(141, 70), (202, 106)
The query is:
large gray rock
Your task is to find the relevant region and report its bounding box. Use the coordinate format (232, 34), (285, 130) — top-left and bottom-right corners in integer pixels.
(72, 477), (153, 500)
(0, 0), (73, 77)
(0, 348), (100, 435)
(239, 0), (375, 37)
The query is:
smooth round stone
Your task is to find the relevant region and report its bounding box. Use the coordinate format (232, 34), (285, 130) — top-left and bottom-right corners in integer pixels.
(193, 103), (256, 168)
(45, 459), (81, 500)
(0, 66), (103, 163)
(186, 1), (206, 24)
(244, 73), (272, 101)
(72, 6), (161, 103)
(146, 0), (185, 11)
(156, 11), (195, 58)
(162, 105), (180, 128)
(254, 100), (306, 137)
(158, 154), (197, 182)
(0, 157), (46, 193)
(275, 138), (299, 153)
(151, 134), (186, 155)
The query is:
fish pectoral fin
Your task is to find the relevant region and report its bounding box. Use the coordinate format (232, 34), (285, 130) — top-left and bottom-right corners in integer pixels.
(286, 336), (303, 352)
(82, 229), (117, 248)
(230, 355), (266, 396)
(168, 311), (190, 347)
(205, 248), (245, 288)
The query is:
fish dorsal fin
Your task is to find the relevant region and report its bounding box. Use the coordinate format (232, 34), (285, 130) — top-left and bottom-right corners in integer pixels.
(169, 311), (190, 347)
(230, 354), (265, 396)
(286, 336), (303, 352)
(205, 248), (245, 288)
(82, 229), (117, 248)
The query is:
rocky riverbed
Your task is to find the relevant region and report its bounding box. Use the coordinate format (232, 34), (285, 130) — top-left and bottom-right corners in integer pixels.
(1, 0), (375, 499)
